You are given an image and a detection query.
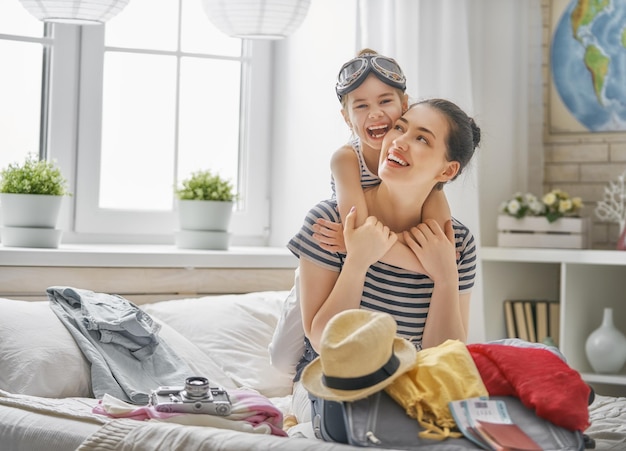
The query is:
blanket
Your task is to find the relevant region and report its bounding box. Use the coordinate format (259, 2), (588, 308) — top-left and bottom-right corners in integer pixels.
(93, 389), (287, 437)
(77, 418), (367, 451)
(467, 343), (590, 431)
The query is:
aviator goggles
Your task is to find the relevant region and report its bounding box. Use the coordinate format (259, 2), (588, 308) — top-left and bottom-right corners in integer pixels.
(335, 54), (406, 101)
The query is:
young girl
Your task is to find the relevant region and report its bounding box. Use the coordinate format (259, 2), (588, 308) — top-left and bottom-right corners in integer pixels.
(312, 49), (451, 273)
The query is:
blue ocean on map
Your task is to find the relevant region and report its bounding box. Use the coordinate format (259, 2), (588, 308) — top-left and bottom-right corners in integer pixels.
(551, 0), (626, 131)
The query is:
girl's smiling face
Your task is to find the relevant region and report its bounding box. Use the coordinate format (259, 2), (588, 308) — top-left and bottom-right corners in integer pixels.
(341, 74), (407, 152)
(378, 103), (460, 188)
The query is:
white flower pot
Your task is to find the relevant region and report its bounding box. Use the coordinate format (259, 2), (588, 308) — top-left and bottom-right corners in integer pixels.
(496, 215), (590, 249)
(176, 199), (234, 250)
(0, 193), (63, 228)
(0, 226), (62, 248)
(178, 200), (233, 231)
(0, 193), (64, 248)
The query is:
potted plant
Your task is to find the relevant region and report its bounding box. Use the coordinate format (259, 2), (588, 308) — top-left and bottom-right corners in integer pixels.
(0, 154), (71, 248)
(174, 169), (238, 250)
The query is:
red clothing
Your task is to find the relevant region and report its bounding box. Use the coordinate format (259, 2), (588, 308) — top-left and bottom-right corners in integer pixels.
(468, 343), (590, 432)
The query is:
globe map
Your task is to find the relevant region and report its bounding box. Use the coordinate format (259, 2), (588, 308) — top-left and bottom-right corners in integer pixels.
(551, 0), (626, 132)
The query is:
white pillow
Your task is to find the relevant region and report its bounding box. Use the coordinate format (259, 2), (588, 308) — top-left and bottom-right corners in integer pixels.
(142, 291), (294, 398)
(0, 298), (92, 398)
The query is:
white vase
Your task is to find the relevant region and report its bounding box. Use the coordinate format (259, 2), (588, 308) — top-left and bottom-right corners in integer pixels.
(585, 308), (626, 374)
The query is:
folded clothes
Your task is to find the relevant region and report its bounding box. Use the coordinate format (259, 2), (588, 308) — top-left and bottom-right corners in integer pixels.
(48, 286), (193, 404)
(468, 342), (590, 432)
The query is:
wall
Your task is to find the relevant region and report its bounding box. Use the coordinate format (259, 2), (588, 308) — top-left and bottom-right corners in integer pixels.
(268, 0), (357, 248)
(540, 0), (626, 250)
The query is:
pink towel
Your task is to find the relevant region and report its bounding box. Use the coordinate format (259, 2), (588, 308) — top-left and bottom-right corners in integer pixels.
(93, 388), (287, 437)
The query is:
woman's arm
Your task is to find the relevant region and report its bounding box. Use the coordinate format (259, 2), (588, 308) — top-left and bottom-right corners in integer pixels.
(402, 219), (468, 347)
(301, 209), (397, 351)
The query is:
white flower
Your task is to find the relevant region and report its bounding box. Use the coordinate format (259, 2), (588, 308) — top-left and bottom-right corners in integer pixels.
(528, 199), (545, 215)
(501, 189), (582, 223)
(507, 199), (521, 215)
(542, 192), (557, 206)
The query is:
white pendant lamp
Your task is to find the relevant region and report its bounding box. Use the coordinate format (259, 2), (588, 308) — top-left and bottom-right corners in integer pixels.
(201, 0), (311, 40)
(18, 0), (130, 25)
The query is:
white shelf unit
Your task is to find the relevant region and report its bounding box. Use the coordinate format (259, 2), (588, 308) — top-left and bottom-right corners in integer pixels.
(481, 247), (626, 396)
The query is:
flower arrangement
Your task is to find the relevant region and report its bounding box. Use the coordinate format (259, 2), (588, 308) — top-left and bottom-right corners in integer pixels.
(0, 154), (70, 196)
(175, 169), (237, 202)
(499, 189), (583, 223)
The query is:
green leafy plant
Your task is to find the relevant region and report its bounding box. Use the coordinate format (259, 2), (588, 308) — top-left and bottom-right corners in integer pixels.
(175, 169), (237, 202)
(499, 189), (583, 223)
(0, 154), (70, 196)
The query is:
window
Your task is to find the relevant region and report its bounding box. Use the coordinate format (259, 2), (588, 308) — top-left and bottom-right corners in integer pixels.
(0, 2), (47, 170)
(3, 0), (272, 245)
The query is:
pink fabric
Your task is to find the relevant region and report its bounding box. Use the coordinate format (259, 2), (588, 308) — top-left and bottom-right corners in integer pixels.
(93, 389), (287, 437)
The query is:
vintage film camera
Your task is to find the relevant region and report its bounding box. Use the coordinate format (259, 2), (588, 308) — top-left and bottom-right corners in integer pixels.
(150, 376), (232, 415)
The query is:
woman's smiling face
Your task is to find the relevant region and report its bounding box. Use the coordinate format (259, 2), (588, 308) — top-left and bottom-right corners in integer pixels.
(378, 103), (459, 188)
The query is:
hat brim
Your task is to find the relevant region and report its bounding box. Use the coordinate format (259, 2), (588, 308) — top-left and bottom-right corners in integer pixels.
(301, 337), (417, 402)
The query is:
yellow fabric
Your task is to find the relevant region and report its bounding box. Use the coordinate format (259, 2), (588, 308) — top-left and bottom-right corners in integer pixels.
(385, 339), (488, 440)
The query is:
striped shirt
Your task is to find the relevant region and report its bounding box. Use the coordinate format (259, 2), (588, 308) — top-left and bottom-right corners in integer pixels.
(287, 198), (476, 356)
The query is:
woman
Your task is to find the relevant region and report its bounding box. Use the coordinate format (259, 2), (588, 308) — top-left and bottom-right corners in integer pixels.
(286, 98), (480, 430)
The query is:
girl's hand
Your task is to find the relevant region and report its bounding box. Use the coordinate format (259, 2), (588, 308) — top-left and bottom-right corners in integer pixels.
(312, 218), (346, 253)
(402, 219), (457, 282)
(344, 207), (397, 270)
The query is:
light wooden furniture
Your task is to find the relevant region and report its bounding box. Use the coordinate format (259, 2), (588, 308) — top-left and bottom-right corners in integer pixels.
(482, 246), (626, 396)
(0, 245), (298, 304)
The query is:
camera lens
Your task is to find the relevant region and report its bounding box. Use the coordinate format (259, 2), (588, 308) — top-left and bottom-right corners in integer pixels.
(184, 376), (210, 398)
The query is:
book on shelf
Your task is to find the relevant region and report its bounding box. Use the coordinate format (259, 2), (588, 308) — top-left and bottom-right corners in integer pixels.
(502, 300), (559, 346)
(503, 300), (516, 339)
(549, 302), (560, 347)
(449, 397), (541, 451)
(524, 301), (537, 343)
(535, 301), (549, 344)
(512, 301), (529, 342)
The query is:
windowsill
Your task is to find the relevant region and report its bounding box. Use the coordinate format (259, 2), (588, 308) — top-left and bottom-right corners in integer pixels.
(0, 244), (298, 269)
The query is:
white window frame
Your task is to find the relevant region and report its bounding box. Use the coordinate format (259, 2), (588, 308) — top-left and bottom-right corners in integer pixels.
(47, 24), (272, 246)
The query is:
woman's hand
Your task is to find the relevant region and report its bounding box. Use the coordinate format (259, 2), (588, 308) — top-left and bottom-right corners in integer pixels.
(402, 219), (457, 282)
(344, 207), (397, 270)
(312, 218), (346, 253)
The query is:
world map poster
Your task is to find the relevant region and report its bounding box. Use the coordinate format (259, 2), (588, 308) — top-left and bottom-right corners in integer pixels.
(550, 0), (626, 133)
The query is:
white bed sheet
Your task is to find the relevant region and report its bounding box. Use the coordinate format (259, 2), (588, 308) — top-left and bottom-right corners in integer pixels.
(0, 390), (102, 451)
(1, 290), (626, 451)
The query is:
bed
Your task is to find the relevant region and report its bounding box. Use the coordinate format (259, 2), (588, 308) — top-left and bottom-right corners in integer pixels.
(0, 267), (625, 451)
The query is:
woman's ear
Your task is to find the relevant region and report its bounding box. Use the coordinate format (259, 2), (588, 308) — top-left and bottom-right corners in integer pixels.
(438, 161), (460, 182)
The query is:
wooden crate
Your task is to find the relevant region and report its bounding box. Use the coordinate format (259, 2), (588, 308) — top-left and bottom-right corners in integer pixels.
(497, 215), (590, 249)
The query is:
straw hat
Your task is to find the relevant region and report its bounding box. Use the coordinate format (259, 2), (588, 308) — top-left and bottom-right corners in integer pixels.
(301, 309), (417, 402)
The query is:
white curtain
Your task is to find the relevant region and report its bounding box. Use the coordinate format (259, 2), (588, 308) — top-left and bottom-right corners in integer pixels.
(356, 0), (485, 342)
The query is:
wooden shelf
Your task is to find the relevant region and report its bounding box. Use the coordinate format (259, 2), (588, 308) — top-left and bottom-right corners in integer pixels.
(481, 246), (626, 396)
